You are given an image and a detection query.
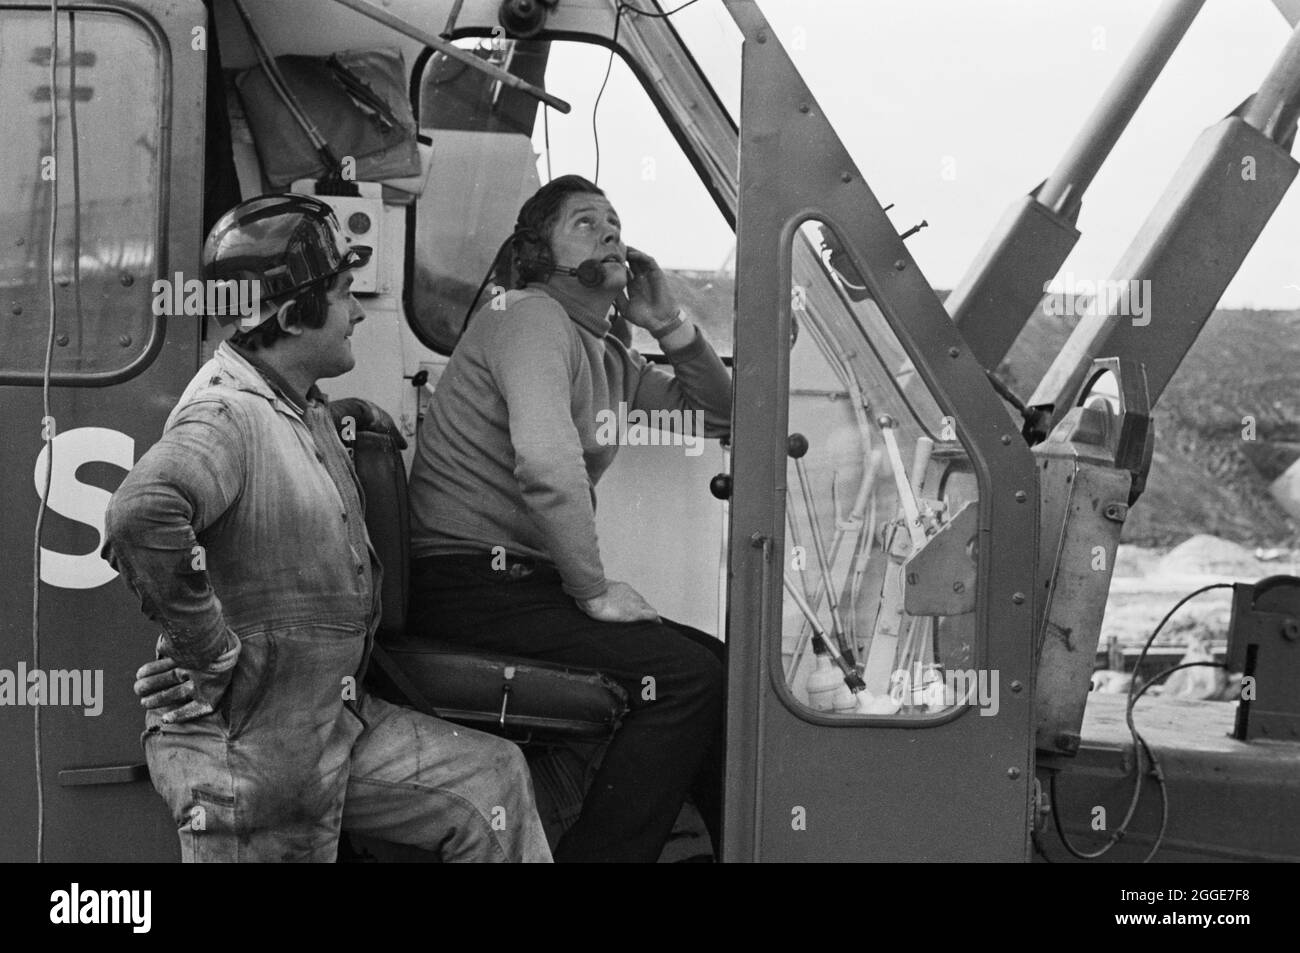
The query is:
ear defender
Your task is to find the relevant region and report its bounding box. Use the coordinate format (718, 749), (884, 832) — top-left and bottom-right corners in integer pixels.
(511, 227), (554, 284)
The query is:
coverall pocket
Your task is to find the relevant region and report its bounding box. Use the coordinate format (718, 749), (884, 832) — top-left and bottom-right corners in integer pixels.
(180, 786), (238, 863)
(224, 631), (276, 740)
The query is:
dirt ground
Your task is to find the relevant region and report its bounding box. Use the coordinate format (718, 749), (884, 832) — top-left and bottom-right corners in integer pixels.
(1104, 534), (1299, 649)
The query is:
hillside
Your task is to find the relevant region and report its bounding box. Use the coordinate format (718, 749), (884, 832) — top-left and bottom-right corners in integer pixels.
(1000, 305), (1300, 546)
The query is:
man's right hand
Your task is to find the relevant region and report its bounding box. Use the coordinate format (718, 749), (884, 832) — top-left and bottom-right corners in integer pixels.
(134, 635), (240, 725)
(577, 580), (660, 624)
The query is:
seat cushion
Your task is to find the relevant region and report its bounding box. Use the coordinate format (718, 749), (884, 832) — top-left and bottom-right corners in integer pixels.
(352, 430), (409, 639)
(373, 639), (629, 740)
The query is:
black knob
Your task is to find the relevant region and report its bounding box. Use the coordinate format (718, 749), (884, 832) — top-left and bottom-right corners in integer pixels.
(709, 473), (732, 500)
(411, 369), (429, 388)
(787, 433), (809, 459)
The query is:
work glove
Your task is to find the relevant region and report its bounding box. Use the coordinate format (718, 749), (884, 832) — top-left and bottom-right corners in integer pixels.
(133, 631), (241, 725)
(328, 397), (408, 450)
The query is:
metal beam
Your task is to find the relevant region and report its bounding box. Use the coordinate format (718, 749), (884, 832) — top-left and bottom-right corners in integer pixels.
(1028, 117), (1297, 420)
(947, 0), (1204, 370)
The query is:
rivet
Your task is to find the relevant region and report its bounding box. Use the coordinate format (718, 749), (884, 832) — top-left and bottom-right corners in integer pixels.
(1000, 434), (1012, 445)
(120, 273), (134, 287)
(56, 276), (70, 288)
(948, 347), (960, 358)
(798, 103), (810, 113)
(756, 30), (767, 43)
(56, 333), (68, 346)
(1012, 592), (1026, 605)
(11, 305), (21, 316)
(893, 260), (906, 271)
(118, 334), (132, 347)
(1010, 680), (1023, 693)
(1007, 767), (1021, 780)
(1015, 490), (1027, 503)
(907, 572), (919, 585)
(841, 172), (852, 183)
(952, 581), (965, 593)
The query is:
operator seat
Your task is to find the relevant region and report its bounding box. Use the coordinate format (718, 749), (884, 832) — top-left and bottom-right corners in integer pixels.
(351, 430), (628, 741)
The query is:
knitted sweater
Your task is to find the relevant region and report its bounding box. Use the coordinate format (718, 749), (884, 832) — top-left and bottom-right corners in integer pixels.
(408, 283), (732, 599)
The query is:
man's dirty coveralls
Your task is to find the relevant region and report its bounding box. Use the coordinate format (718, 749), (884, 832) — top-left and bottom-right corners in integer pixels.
(102, 341), (551, 862)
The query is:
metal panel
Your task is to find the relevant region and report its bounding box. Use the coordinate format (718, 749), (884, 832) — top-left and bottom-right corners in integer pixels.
(722, 0), (1039, 862)
(0, 0), (206, 862)
(946, 195), (1079, 370)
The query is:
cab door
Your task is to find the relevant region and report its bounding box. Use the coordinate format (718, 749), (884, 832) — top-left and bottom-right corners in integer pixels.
(722, 0), (1039, 862)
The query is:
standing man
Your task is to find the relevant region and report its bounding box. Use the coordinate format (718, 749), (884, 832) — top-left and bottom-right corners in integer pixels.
(103, 194), (550, 862)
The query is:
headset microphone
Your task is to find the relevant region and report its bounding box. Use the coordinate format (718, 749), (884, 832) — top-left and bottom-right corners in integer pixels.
(553, 258), (609, 288)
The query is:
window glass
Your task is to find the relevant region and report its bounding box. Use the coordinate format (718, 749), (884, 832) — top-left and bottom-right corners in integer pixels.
(0, 10), (161, 380)
(409, 35), (734, 355)
(782, 220), (982, 720)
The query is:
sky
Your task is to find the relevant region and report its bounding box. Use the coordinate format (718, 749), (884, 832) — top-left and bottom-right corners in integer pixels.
(538, 0), (1300, 308)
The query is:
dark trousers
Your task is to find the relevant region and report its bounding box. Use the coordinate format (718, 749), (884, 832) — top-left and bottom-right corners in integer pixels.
(408, 554), (725, 863)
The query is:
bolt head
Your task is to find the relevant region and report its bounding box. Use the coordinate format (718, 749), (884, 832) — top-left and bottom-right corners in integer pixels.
(1015, 490), (1027, 503)
(1001, 434), (1012, 445)
(1012, 592), (1026, 605)
(1007, 767), (1021, 780)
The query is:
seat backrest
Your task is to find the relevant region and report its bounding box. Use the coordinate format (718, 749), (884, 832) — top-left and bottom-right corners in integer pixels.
(352, 430), (409, 640)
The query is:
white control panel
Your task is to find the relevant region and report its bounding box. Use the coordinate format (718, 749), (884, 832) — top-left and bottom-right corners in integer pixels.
(290, 180), (382, 293)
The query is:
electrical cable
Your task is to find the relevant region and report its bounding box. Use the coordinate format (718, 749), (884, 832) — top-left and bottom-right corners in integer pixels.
(1049, 582), (1233, 862)
(543, 93), (553, 182)
(592, 1), (703, 183)
(590, 10), (620, 184)
(32, 0), (63, 863)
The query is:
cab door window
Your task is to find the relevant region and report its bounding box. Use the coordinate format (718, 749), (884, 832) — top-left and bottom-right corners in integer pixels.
(0, 9), (163, 383)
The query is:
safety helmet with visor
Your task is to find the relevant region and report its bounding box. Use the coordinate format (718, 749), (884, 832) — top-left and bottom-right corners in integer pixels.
(202, 194), (372, 328)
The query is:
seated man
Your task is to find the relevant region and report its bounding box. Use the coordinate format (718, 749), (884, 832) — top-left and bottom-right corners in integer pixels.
(407, 175), (733, 862)
(105, 194), (551, 863)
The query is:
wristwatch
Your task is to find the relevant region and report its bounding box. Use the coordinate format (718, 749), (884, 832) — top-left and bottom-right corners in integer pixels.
(650, 308), (686, 340)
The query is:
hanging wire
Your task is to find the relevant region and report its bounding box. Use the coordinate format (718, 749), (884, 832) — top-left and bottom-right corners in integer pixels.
(32, 0), (64, 864)
(593, 1), (703, 183)
(1050, 583), (1233, 862)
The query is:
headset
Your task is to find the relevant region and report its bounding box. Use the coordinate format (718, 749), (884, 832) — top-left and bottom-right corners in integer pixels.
(461, 227), (630, 336)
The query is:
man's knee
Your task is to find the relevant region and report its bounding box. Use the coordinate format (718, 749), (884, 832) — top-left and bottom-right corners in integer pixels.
(636, 627), (724, 710)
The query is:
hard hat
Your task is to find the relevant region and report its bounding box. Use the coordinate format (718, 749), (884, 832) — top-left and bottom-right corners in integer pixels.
(201, 194), (372, 326)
